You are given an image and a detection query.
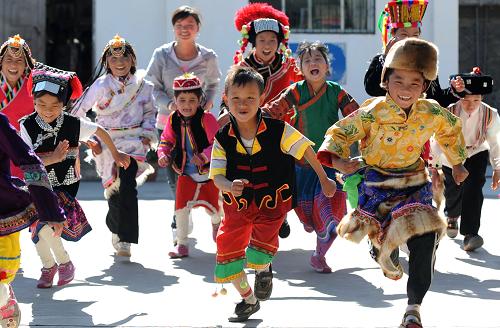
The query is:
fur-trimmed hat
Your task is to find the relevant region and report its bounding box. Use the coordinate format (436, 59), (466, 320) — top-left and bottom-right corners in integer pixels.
(381, 37), (438, 83)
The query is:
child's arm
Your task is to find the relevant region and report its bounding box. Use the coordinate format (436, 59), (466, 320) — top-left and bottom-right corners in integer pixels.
(213, 175), (248, 197)
(94, 127), (130, 169)
(486, 108), (500, 190)
(70, 81), (104, 118)
(262, 85), (297, 123)
(140, 83), (159, 148)
(337, 86), (360, 117)
(157, 114), (176, 167)
(19, 122), (69, 166)
(303, 146), (336, 197)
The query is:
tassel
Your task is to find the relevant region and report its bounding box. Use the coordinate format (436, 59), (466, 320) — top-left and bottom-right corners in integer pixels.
(69, 75), (83, 100)
(220, 286), (227, 295)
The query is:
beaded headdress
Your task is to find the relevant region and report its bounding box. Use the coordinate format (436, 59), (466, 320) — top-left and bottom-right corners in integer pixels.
(28, 63), (83, 105)
(378, 0), (428, 49)
(0, 34), (36, 70)
(101, 34), (137, 73)
(233, 3), (291, 64)
(173, 73), (202, 91)
(451, 67), (494, 95)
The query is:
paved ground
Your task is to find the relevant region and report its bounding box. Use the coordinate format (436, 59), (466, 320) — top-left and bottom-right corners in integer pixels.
(11, 178), (500, 328)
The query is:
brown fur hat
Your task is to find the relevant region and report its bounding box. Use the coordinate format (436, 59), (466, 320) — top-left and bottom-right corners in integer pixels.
(381, 38), (438, 83)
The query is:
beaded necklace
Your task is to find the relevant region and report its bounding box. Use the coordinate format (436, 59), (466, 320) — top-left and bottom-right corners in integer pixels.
(33, 113), (64, 149)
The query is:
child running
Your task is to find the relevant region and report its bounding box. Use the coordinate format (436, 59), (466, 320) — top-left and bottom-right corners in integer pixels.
(210, 66), (336, 322)
(157, 73), (221, 258)
(264, 41), (359, 273)
(317, 38), (468, 328)
(71, 35), (157, 257)
(20, 63), (130, 288)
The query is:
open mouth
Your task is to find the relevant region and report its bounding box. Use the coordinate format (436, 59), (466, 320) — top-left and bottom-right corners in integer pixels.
(398, 95), (411, 101)
(310, 69), (320, 76)
(262, 50), (272, 56)
(7, 69), (19, 75)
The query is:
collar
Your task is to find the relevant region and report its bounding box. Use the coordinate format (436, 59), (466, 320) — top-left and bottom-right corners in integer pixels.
(228, 109), (267, 139)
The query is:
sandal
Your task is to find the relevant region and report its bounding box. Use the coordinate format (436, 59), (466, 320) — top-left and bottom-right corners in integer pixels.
(399, 310), (423, 328)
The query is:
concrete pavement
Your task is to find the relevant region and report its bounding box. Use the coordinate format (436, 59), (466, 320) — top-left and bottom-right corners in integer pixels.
(11, 180), (500, 327)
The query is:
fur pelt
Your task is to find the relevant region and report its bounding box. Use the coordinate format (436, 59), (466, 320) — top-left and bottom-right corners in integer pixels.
(104, 161), (155, 199)
(382, 38), (438, 82)
(337, 204), (446, 280)
(431, 169), (445, 210)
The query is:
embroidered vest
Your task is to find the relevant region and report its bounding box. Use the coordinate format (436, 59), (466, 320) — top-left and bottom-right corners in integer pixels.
(171, 108), (210, 174)
(216, 116), (296, 210)
(21, 112), (80, 187)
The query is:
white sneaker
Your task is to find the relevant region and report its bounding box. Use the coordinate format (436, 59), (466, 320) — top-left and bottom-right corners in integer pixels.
(112, 234), (120, 251)
(116, 242), (131, 257)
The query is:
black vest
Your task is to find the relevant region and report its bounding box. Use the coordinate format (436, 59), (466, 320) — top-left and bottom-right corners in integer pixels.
(21, 112), (80, 186)
(171, 108), (209, 173)
(216, 114), (296, 210)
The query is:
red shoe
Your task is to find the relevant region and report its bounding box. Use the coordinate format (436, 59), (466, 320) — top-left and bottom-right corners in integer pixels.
(310, 254), (332, 273)
(0, 285), (20, 327)
(57, 261), (75, 286)
(37, 264), (58, 288)
(169, 244), (189, 258)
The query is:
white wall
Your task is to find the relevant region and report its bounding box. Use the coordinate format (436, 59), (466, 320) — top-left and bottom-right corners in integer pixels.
(94, 0), (459, 105)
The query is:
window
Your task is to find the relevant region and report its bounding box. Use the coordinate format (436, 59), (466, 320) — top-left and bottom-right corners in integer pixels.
(249, 0), (375, 33)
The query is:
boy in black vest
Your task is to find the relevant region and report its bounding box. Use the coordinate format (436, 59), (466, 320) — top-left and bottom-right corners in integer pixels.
(209, 66), (336, 322)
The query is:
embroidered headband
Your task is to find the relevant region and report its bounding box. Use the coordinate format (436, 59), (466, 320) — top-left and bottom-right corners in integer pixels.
(0, 34), (36, 70)
(173, 73), (202, 91)
(233, 3), (291, 64)
(378, 0), (428, 49)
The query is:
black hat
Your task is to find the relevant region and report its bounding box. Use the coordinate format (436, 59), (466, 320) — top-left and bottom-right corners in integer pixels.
(450, 67), (493, 95)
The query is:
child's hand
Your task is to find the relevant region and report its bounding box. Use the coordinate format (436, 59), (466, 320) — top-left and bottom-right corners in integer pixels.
(492, 169), (500, 191)
(190, 154), (205, 166)
(452, 164), (469, 185)
(48, 222), (64, 237)
(141, 137), (151, 146)
(450, 76), (465, 93)
(158, 155), (170, 168)
(231, 179), (249, 197)
(113, 151), (130, 169)
(333, 156), (361, 174)
(85, 139), (102, 156)
(52, 140), (69, 163)
(320, 177), (337, 198)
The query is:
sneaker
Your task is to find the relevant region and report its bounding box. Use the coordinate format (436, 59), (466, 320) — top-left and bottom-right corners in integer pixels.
(463, 234), (484, 252)
(0, 286), (20, 328)
(446, 217), (459, 238)
(228, 299), (260, 322)
(310, 254), (332, 273)
(37, 264), (58, 288)
(57, 261), (75, 286)
(254, 265), (273, 301)
(168, 244), (189, 259)
(399, 310), (423, 328)
(111, 233), (120, 251)
(116, 242), (131, 257)
(212, 223), (220, 242)
(278, 218), (290, 238)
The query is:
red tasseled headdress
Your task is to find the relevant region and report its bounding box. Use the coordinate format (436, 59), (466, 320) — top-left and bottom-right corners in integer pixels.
(234, 2), (289, 31)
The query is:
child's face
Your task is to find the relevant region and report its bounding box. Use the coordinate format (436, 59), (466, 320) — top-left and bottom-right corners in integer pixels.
(1, 51), (26, 85)
(461, 94), (482, 114)
(300, 49), (328, 84)
(35, 93), (64, 123)
(254, 31), (279, 64)
(392, 27), (420, 42)
(386, 69), (426, 110)
(173, 16), (200, 43)
(224, 82), (263, 125)
(175, 92), (200, 118)
(106, 54), (132, 77)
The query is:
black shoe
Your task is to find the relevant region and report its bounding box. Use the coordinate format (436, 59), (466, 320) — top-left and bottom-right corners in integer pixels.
(278, 218), (290, 238)
(464, 234), (483, 252)
(228, 299), (260, 322)
(254, 265), (273, 301)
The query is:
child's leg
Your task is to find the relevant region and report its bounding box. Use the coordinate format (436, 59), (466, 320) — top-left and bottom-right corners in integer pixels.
(38, 225), (75, 286)
(311, 233), (336, 273)
(168, 207), (190, 258)
(404, 231), (439, 326)
(106, 158), (139, 244)
(0, 233), (21, 326)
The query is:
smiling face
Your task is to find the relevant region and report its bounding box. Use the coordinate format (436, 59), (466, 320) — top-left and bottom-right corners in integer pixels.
(254, 31), (279, 64)
(175, 91), (200, 118)
(461, 94), (482, 114)
(35, 93), (64, 123)
(173, 15), (200, 43)
(300, 49), (329, 84)
(224, 81), (264, 125)
(106, 54), (133, 77)
(1, 51), (26, 86)
(386, 68), (426, 111)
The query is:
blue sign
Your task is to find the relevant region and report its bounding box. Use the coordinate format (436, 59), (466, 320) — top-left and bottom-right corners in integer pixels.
(289, 42), (346, 83)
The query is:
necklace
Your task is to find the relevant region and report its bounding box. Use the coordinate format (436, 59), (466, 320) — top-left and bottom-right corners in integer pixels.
(34, 113), (65, 148)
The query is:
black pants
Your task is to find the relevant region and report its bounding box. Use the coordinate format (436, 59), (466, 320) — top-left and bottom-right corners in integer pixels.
(443, 150), (488, 236)
(106, 158), (139, 243)
(407, 232), (439, 305)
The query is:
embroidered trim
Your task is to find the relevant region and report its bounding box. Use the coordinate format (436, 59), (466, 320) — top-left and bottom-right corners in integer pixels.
(0, 74), (24, 110)
(21, 164), (52, 189)
(33, 113), (65, 149)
